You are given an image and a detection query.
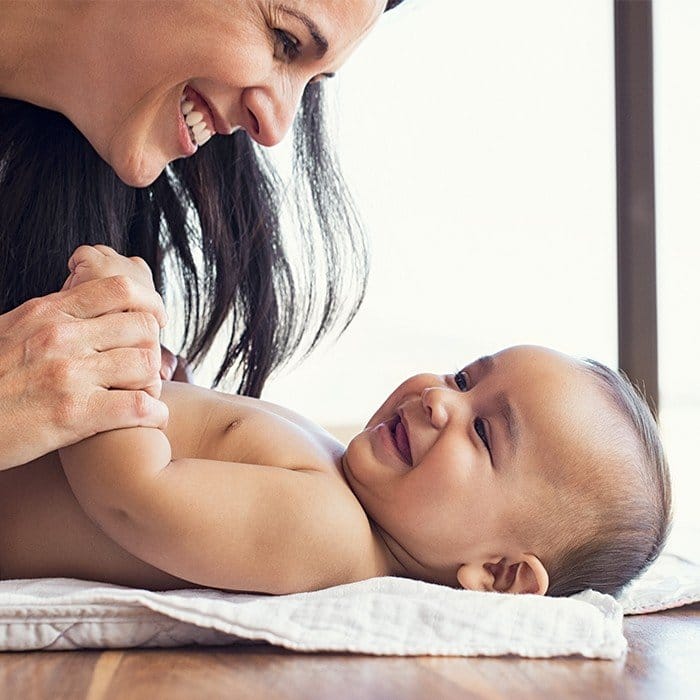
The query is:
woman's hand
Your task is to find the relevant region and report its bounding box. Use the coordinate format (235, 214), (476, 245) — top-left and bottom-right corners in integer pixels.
(0, 275), (169, 470)
(62, 245), (194, 382)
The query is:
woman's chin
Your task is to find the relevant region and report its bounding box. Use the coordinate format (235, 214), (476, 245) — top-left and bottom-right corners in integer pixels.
(105, 133), (168, 188)
(113, 150), (166, 188)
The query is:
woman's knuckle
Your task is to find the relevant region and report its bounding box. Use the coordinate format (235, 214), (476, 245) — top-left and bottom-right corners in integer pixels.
(139, 312), (160, 338)
(110, 274), (135, 299)
(19, 296), (50, 321)
(131, 391), (152, 418)
(47, 358), (75, 388)
(143, 347), (161, 375)
(35, 321), (70, 350)
(51, 389), (82, 429)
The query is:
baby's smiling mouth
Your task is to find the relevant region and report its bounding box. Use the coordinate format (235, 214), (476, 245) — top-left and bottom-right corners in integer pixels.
(390, 414), (413, 466)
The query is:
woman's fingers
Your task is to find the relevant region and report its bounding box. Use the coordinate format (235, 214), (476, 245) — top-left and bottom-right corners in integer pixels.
(83, 312), (162, 353)
(92, 347), (162, 397)
(86, 390), (169, 436)
(58, 276), (168, 327)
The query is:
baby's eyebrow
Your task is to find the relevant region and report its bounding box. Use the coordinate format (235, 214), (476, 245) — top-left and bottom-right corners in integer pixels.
(495, 391), (519, 457)
(473, 355), (495, 375)
(470, 355), (519, 457)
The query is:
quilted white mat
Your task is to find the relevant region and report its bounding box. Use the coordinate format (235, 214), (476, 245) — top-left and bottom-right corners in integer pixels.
(0, 553), (696, 657)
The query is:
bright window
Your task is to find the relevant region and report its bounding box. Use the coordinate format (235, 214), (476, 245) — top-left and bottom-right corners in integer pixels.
(655, 0), (700, 547)
(263, 0), (617, 428)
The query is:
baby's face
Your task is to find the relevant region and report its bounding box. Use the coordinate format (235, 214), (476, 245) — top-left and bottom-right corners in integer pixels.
(342, 345), (612, 588)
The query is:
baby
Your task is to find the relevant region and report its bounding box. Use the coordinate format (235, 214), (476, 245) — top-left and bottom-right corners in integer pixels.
(0, 347), (671, 597)
(0, 254), (671, 597)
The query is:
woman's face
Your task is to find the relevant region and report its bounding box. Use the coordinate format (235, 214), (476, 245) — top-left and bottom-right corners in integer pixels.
(71, 1), (385, 187)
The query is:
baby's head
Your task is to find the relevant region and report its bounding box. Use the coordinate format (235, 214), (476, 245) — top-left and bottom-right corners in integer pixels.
(342, 345), (671, 596)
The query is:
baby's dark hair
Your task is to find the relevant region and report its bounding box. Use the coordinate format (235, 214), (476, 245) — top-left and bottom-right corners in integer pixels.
(544, 360), (672, 597)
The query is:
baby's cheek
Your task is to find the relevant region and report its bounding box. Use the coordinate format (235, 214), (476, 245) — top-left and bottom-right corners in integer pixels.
(423, 441), (471, 480)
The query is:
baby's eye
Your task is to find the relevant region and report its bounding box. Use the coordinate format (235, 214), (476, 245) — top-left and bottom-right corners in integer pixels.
(274, 29), (301, 61)
(474, 418), (491, 453)
(454, 370), (470, 392)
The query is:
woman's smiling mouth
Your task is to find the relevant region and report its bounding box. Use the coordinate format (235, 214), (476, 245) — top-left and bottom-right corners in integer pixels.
(180, 86), (215, 147)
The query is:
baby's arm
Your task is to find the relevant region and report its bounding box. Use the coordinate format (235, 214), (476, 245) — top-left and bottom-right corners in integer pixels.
(59, 428), (358, 593)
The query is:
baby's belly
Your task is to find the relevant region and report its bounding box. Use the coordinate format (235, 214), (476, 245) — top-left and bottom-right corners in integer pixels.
(0, 453), (190, 589)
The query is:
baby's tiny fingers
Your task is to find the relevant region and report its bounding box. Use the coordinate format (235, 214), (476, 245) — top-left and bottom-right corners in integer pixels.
(92, 245), (120, 258)
(160, 346), (179, 380)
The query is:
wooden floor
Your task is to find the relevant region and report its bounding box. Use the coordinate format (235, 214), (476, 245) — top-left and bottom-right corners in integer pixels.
(1, 604), (697, 699)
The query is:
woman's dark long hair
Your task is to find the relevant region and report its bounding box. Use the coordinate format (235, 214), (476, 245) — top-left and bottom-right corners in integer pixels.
(0, 1), (405, 397)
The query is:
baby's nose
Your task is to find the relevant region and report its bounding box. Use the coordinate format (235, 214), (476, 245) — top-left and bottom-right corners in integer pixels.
(421, 387), (450, 429)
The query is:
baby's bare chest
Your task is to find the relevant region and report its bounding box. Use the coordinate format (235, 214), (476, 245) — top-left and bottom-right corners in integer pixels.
(161, 382), (345, 474)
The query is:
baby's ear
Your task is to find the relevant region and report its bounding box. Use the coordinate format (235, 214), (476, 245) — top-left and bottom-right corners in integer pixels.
(457, 555), (549, 595)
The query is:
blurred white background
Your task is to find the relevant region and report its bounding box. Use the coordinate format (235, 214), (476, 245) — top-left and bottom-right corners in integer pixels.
(194, 0), (698, 541)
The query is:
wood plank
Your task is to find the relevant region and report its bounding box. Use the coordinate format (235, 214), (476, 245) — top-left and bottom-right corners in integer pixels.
(0, 605), (697, 699)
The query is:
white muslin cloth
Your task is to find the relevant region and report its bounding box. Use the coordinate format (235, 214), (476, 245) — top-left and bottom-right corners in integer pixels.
(0, 577), (623, 657)
(0, 553), (696, 657)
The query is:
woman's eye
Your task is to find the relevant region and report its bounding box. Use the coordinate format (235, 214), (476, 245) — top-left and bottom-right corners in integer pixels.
(474, 418), (491, 452)
(274, 29), (301, 61)
(454, 370), (470, 392)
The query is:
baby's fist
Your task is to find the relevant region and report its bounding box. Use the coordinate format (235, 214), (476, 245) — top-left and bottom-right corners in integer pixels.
(62, 244), (156, 292)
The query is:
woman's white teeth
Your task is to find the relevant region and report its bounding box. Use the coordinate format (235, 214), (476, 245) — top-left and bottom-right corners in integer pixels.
(185, 111), (203, 127)
(180, 97), (213, 146)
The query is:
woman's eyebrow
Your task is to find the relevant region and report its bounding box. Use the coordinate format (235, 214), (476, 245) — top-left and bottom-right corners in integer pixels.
(279, 6), (329, 58)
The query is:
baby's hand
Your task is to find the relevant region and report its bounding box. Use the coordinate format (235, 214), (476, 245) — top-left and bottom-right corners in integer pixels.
(62, 245), (155, 292)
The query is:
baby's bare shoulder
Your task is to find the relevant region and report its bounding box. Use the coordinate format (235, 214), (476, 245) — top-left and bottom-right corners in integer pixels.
(162, 381), (346, 472)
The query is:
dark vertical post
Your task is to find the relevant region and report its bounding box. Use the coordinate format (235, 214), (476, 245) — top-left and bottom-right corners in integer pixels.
(614, 0), (659, 413)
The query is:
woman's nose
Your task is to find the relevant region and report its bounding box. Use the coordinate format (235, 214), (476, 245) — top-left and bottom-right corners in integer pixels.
(242, 81), (305, 147)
